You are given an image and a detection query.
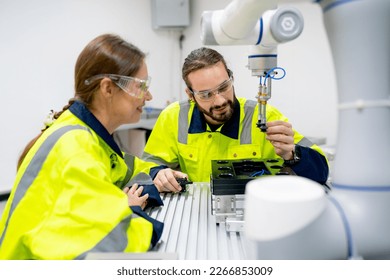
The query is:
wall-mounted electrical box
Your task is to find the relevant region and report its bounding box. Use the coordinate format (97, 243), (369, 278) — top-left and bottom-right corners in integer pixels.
(151, 0), (190, 29)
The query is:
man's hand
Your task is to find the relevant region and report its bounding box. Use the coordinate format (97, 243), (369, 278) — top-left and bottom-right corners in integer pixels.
(153, 168), (189, 193)
(265, 120), (295, 160)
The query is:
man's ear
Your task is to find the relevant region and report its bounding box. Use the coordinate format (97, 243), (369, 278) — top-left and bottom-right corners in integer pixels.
(185, 88), (194, 101)
(99, 78), (114, 98)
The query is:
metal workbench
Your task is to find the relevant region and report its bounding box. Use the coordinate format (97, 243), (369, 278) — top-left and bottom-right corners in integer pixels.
(86, 183), (252, 260)
(146, 183), (250, 260)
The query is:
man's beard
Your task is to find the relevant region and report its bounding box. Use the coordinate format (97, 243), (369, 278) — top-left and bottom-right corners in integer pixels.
(194, 96), (235, 124)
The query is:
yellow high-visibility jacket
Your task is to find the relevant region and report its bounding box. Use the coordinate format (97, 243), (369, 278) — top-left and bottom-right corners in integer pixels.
(143, 97), (328, 183)
(0, 101), (162, 259)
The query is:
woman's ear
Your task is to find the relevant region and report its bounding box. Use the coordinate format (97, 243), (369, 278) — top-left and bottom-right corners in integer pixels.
(99, 78), (114, 98)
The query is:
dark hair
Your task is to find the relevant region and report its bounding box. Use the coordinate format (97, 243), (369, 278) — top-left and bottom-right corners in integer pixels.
(17, 34), (145, 169)
(182, 47), (230, 89)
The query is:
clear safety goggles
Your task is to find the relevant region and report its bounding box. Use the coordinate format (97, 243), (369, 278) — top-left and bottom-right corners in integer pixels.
(189, 76), (234, 101)
(85, 74), (151, 99)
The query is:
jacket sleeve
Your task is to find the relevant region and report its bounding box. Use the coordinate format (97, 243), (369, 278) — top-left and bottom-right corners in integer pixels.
(265, 105), (329, 184)
(130, 206), (164, 247)
(122, 154), (164, 207)
(291, 145), (329, 185)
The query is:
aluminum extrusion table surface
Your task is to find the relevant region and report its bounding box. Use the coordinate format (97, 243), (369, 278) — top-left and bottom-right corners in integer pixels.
(146, 183), (251, 260)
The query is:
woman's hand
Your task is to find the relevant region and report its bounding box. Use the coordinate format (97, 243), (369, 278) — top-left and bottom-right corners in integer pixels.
(123, 183), (149, 209)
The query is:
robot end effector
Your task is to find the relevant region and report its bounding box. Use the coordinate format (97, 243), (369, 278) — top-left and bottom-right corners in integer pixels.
(200, 1), (304, 131)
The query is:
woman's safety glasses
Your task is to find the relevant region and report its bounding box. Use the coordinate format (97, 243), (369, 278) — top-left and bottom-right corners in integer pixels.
(85, 74), (151, 99)
(189, 76), (234, 101)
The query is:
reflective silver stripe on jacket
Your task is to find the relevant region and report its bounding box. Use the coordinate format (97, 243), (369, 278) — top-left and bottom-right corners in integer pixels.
(123, 172), (154, 189)
(76, 213), (142, 259)
(116, 154), (156, 189)
(0, 125), (91, 248)
(115, 153), (136, 188)
(241, 100), (256, 144)
(178, 101), (191, 144)
(114, 154), (153, 189)
(124, 153), (135, 172)
(297, 137), (314, 148)
(235, 100), (315, 147)
(142, 151), (179, 169)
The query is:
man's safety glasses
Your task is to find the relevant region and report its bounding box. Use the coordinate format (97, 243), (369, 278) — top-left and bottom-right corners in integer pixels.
(189, 76), (233, 101)
(85, 74), (151, 99)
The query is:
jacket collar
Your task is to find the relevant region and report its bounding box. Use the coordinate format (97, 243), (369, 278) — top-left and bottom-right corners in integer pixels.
(188, 97), (240, 139)
(69, 101), (123, 158)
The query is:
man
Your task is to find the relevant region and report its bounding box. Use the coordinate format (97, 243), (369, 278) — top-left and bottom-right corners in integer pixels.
(143, 47), (329, 192)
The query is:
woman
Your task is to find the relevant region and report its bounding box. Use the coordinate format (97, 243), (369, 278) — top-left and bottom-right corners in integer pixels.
(0, 34), (163, 259)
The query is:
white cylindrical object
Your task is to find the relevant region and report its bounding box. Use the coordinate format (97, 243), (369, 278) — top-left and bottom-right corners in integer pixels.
(332, 187), (390, 259)
(244, 176), (326, 241)
(323, 0), (390, 186)
(219, 0), (275, 40)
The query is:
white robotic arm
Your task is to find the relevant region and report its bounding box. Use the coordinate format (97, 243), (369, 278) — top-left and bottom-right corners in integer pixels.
(200, 0), (304, 46)
(201, 0), (305, 131)
(202, 0), (390, 259)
